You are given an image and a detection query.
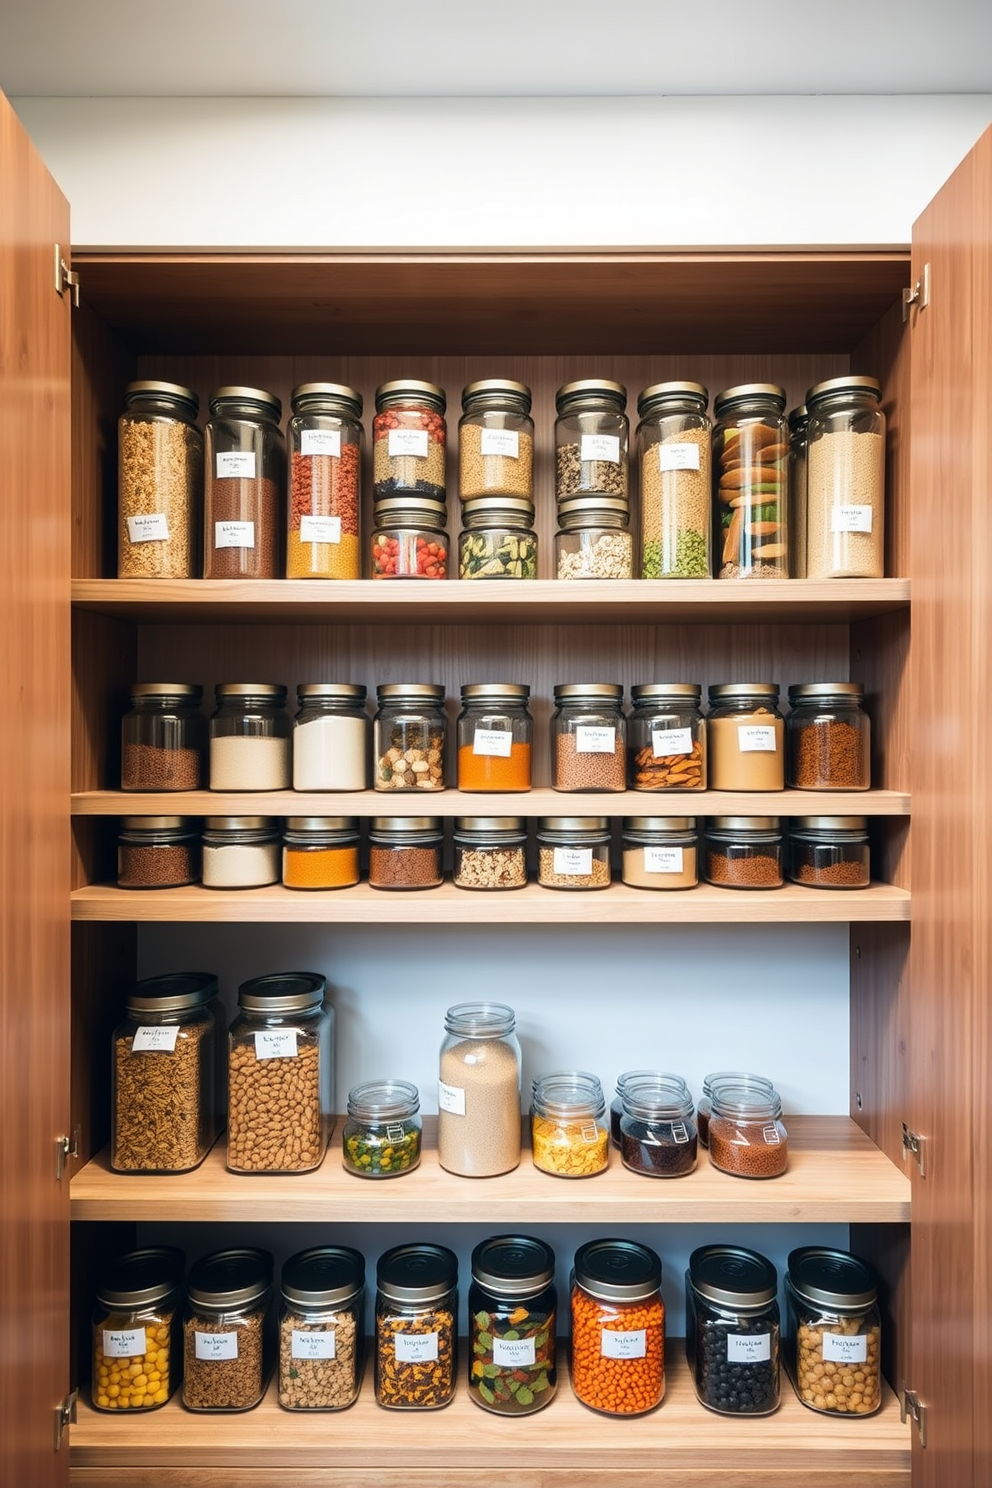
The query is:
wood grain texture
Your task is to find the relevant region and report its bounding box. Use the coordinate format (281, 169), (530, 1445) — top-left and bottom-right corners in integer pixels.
(71, 298), (135, 580)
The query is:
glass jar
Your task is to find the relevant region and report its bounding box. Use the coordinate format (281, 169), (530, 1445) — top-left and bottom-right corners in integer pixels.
(117, 816), (199, 888)
(469, 1235), (557, 1415)
(555, 496), (633, 579)
(343, 1079), (422, 1177)
(554, 379), (628, 501)
(182, 1249), (273, 1412)
(373, 380), (447, 501)
(453, 816), (527, 890)
(531, 1070), (609, 1178)
(713, 384), (789, 580)
(707, 682), (785, 791)
(371, 495), (449, 578)
(621, 817), (698, 890)
(92, 1247), (184, 1411)
(368, 816), (443, 889)
(551, 683), (626, 791)
(204, 386), (284, 579)
(785, 1247), (881, 1416)
(788, 816), (871, 889)
(787, 682), (871, 790)
(627, 683), (706, 791)
(805, 376), (885, 579)
(696, 1071), (774, 1149)
(610, 1070), (663, 1147)
(209, 683), (291, 791)
(570, 1239), (665, 1416)
(374, 1244), (458, 1409)
(789, 405), (809, 577)
(292, 683), (368, 791)
(227, 972), (334, 1174)
(704, 816), (784, 889)
(286, 382), (363, 579)
(686, 1245), (780, 1416)
(457, 683), (532, 791)
(282, 817), (360, 890)
(459, 379), (534, 501)
(121, 682), (205, 791)
(111, 971), (220, 1173)
(202, 817), (280, 888)
(709, 1084), (788, 1178)
(278, 1246), (365, 1411)
(118, 380), (202, 579)
(374, 683), (447, 791)
(619, 1073), (697, 1177)
(458, 496), (538, 579)
(438, 1001), (521, 1177)
(537, 816), (611, 889)
(636, 381), (711, 578)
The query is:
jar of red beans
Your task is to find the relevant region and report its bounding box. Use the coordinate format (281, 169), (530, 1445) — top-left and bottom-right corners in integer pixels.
(570, 1239), (665, 1416)
(371, 497), (449, 579)
(373, 380), (446, 501)
(708, 1084), (788, 1179)
(286, 382), (362, 579)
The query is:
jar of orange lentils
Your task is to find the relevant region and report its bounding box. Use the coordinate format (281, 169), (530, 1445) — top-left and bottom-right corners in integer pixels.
(570, 1239), (665, 1415)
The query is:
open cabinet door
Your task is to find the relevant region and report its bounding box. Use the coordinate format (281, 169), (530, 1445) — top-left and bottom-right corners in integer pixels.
(0, 87), (72, 1487)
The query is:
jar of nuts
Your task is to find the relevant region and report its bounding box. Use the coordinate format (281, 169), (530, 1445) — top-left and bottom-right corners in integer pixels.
(458, 379), (534, 502)
(627, 683), (706, 791)
(554, 379), (628, 503)
(373, 379), (447, 502)
(555, 496), (633, 580)
(785, 1247), (881, 1417)
(183, 1248), (273, 1412)
(452, 817), (528, 890)
(278, 1246), (365, 1411)
(374, 683), (447, 791)
(375, 1243), (458, 1410)
(92, 1246), (184, 1412)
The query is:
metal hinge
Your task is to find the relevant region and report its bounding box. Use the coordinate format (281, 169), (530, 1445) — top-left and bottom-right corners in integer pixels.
(56, 1127), (80, 1181)
(54, 1389), (78, 1451)
(901, 1122), (927, 1176)
(54, 244), (80, 308)
(902, 262), (930, 322)
(900, 1384), (928, 1446)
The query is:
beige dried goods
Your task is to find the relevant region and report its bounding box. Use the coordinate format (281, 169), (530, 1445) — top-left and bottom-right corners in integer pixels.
(113, 1020), (209, 1171)
(278, 1309), (359, 1409)
(227, 1037), (325, 1172)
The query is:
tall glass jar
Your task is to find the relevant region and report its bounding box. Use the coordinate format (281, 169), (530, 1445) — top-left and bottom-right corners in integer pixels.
(785, 1248), (880, 1416)
(468, 1235), (557, 1415)
(227, 972), (333, 1174)
(787, 682), (871, 790)
(459, 380), (534, 501)
(555, 496), (633, 579)
(531, 1070), (610, 1178)
(704, 816), (784, 889)
(570, 1239), (665, 1416)
(696, 1071), (774, 1149)
(713, 384), (789, 579)
(621, 818), (699, 890)
(282, 817), (360, 890)
(202, 817), (281, 888)
(619, 1073), (697, 1177)
(374, 683), (447, 791)
(118, 381), (202, 579)
(551, 683), (626, 791)
(627, 683), (705, 790)
(789, 405), (809, 577)
(371, 495), (449, 578)
(374, 1244), (458, 1410)
(278, 1247), (365, 1411)
(686, 1245), (780, 1416)
(367, 816), (444, 889)
(111, 972), (220, 1173)
(536, 816), (611, 889)
(292, 683), (368, 791)
(709, 1084), (788, 1178)
(453, 816), (528, 890)
(286, 382), (363, 579)
(438, 1001), (521, 1177)
(343, 1079), (422, 1178)
(92, 1247), (184, 1412)
(636, 381), (711, 578)
(805, 376), (885, 579)
(459, 497), (537, 578)
(373, 380), (446, 501)
(209, 683), (291, 791)
(457, 683), (532, 791)
(788, 816), (871, 889)
(117, 817), (200, 888)
(204, 386), (285, 578)
(121, 683), (205, 791)
(554, 380), (628, 501)
(707, 682), (784, 791)
(183, 1249), (273, 1413)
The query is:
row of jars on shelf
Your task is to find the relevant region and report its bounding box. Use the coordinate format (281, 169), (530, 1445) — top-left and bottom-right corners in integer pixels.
(122, 679), (872, 794)
(93, 1238), (882, 1420)
(117, 375), (886, 583)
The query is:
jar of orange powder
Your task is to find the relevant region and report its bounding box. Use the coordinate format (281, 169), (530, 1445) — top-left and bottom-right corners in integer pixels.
(570, 1239), (665, 1415)
(282, 817), (360, 890)
(456, 684), (532, 791)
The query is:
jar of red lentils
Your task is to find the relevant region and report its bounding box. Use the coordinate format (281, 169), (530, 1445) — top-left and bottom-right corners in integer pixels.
(371, 496), (449, 579)
(570, 1238), (665, 1415)
(373, 379), (446, 502)
(708, 1084), (788, 1179)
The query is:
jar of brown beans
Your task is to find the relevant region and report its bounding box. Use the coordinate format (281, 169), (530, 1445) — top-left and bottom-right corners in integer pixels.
(708, 1084), (788, 1179)
(704, 817), (783, 889)
(788, 817), (870, 889)
(551, 684), (626, 791)
(785, 1248), (881, 1416)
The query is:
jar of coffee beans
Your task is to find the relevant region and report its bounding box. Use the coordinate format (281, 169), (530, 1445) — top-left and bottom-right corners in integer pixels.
(785, 1247), (881, 1416)
(619, 1073), (697, 1178)
(121, 683), (205, 791)
(459, 379), (534, 501)
(704, 817), (784, 889)
(183, 1249), (273, 1412)
(708, 1084), (788, 1179)
(685, 1245), (780, 1416)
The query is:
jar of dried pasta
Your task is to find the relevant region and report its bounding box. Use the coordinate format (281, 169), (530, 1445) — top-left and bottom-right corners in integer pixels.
(278, 1246), (365, 1411)
(785, 1247), (881, 1416)
(118, 381), (202, 579)
(374, 1243), (458, 1409)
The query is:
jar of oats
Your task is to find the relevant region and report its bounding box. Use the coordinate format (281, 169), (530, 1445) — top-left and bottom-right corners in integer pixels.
(183, 1249), (273, 1412)
(805, 376), (885, 579)
(785, 1248), (881, 1416)
(278, 1247), (365, 1411)
(118, 380), (202, 579)
(459, 379), (534, 501)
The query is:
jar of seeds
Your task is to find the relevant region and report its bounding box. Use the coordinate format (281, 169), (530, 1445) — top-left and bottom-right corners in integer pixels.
(117, 817), (200, 888)
(121, 683), (205, 791)
(459, 379), (534, 501)
(696, 1071), (774, 1148)
(469, 1235), (557, 1415)
(686, 1244), (780, 1416)
(373, 380), (446, 501)
(555, 497), (633, 579)
(704, 817), (784, 889)
(551, 683), (626, 791)
(375, 1244), (458, 1410)
(636, 381), (711, 578)
(713, 384), (789, 580)
(785, 1247), (880, 1416)
(438, 1002), (522, 1177)
(709, 1084), (788, 1178)
(204, 386), (285, 579)
(374, 683), (447, 791)
(118, 380), (202, 579)
(621, 817), (698, 890)
(343, 1079), (422, 1177)
(183, 1249), (273, 1412)
(537, 816), (612, 889)
(628, 683), (706, 791)
(286, 382), (363, 579)
(371, 495), (449, 579)
(453, 817), (528, 890)
(459, 497), (537, 579)
(92, 1247), (184, 1412)
(555, 380), (628, 501)
(805, 376), (885, 579)
(278, 1246), (365, 1411)
(209, 683), (291, 791)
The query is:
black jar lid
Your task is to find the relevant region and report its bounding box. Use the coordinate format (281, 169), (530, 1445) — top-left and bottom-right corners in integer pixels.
(787, 1248), (877, 1309)
(237, 971), (325, 1013)
(124, 971), (218, 1015)
(573, 1239), (661, 1302)
(376, 1243), (457, 1304)
(281, 1246), (365, 1308)
(689, 1245), (777, 1308)
(375, 379), (446, 413)
(125, 380), (199, 416)
(128, 682), (203, 701)
(187, 1248), (273, 1310)
(637, 381), (708, 417)
(471, 1235), (555, 1298)
(290, 382), (363, 418)
(713, 383), (786, 416)
(209, 386), (282, 420)
(96, 1247), (185, 1310)
(788, 682), (864, 702)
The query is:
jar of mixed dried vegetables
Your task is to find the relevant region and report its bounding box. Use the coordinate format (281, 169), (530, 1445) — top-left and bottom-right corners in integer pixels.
(342, 1079), (422, 1178)
(459, 496), (537, 579)
(375, 1244), (458, 1409)
(469, 1235), (557, 1415)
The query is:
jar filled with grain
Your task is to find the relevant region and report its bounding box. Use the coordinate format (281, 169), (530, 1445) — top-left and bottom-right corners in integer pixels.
(293, 683), (369, 791)
(628, 683), (706, 791)
(117, 816), (200, 888)
(704, 817), (784, 890)
(469, 1235), (557, 1415)
(636, 381), (711, 578)
(453, 817), (528, 890)
(374, 683), (447, 791)
(278, 1246), (365, 1411)
(619, 1073), (697, 1178)
(554, 380), (628, 502)
(371, 495), (449, 578)
(373, 380), (447, 501)
(531, 1071), (610, 1178)
(227, 972), (334, 1174)
(375, 1243), (458, 1409)
(570, 1239), (665, 1416)
(183, 1248), (273, 1412)
(204, 387), (285, 579)
(696, 1071), (774, 1149)
(438, 1002), (522, 1177)
(202, 817), (281, 888)
(459, 379), (534, 501)
(121, 683), (205, 791)
(286, 382), (363, 579)
(551, 683), (626, 791)
(555, 496), (633, 580)
(805, 376), (885, 579)
(787, 682), (871, 790)
(118, 380), (202, 579)
(685, 1244), (780, 1416)
(209, 683), (291, 791)
(709, 1084), (788, 1178)
(621, 817), (698, 890)
(789, 405), (809, 577)
(788, 816), (871, 889)
(610, 1069), (664, 1146)
(537, 816), (612, 889)
(92, 1247), (184, 1411)
(282, 817), (360, 890)
(785, 1247), (880, 1416)
(368, 816), (444, 889)
(707, 682), (785, 791)
(713, 384), (789, 580)
(343, 1079), (422, 1177)
(457, 683), (532, 791)
(111, 972), (220, 1173)
(458, 496), (538, 579)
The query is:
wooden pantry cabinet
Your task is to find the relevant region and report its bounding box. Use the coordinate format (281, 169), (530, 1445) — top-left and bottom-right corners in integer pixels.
(3, 80), (991, 1488)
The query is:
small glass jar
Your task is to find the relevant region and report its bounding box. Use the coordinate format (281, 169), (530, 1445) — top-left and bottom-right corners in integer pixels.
(696, 1071), (774, 1149)
(709, 1084), (788, 1178)
(118, 380), (202, 579)
(555, 496), (633, 579)
(371, 496), (449, 578)
(551, 683), (626, 791)
(610, 1069), (663, 1147)
(368, 816), (444, 889)
(627, 683), (706, 790)
(278, 1246), (365, 1411)
(789, 816), (871, 889)
(183, 1249), (273, 1412)
(636, 381), (711, 578)
(707, 682), (785, 791)
(227, 972), (334, 1174)
(531, 1071), (609, 1178)
(686, 1245), (780, 1416)
(374, 683), (447, 791)
(713, 384), (789, 580)
(805, 376), (885, 579)
(286, 382), (363, 579)
(209, 683), (291, 791)
(458, 496), (537, 578)
(92, 1247), (184, 1411)
(202, 817), (280, 888)
(293, 683), (368, 791)
(619, 1073), (697, 1178)
(373, 380), (447, 501)
(555, 380), (628, 501)
(785, 1247), (881, 1416)
(453, 816), (527, 890)
(117, 816), (199, 888)
(375, 1244), (458, 1410)
(789, 405), (809, 578)
(204, 386), (285, 579)
(705, 816), (784, 889)
(787, 682), (871, 790)
(469, 1235), (557, 1415)
(459, 380), (534, 501)
(121, 682), (205, 791)
(621, 817), (698, 889)
(111, 972), (220, 1173)
(282, 817), (360, 890)
(537, 816), (611, 889)
(457, 683), (532, 791)
(343, 1079), (422, 1178)
(570, 1239), (665, 1416)
(438, 1002), (522, 1177)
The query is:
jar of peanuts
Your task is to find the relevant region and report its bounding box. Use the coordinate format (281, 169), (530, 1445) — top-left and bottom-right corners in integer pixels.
(570, 1239), (665, 1415)
(708, 1083), (788, 1179)
(286, 382), (363, 579)
(278, 1246), (365, 1411)
(373, 379), (447, 502)
(374, 1243), (458, 1410)
(92, 1247), (184, 1412)
(785, 1247), (881, 1416)
(531, 1071), (610, 1178)
(627, 683), (706, 791)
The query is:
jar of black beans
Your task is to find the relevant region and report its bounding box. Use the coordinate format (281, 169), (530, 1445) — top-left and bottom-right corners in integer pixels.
(619, 1073), (697, 1178)
(685, 1245), (780, 1416)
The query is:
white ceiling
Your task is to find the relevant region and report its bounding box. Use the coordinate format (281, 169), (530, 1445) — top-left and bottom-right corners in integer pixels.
(2, 0), (991, 97)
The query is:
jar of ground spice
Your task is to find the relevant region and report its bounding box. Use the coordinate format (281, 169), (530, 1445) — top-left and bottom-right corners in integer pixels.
(368, 816), (443, 889)
(469, 1235), (557, 1415)
(374, 683), (447, 791)
(785, 1247), (881, 1416)
(621, 817), (699, 890)
(183, 1249), (273, 1412)
(713, 383), (789, 580)
(92, 1247), (184, 1413)
(555, 496), (634, 579)
(459, 379), (534, 502)
(343, 1079), (422, 1178)
(685, 1245), (780, 1417)
(708, 1084), (788, 1178)
(209, 683), (291, 791)
(628, 683), (706, 791)
(619, 1073), (697, 1178)
(457, 683), (532, 791)
(371, 495), (449, 578)
(531, 1071), (610, 1178)
(570, 1239), (665, 1416)
(438, 1002), (522, 1177)
(292, 683), (369, 791)
(278, 1246), (365, 1411)
(789, 405), (809, 577)
(696, 1071), (775, 1148)
(453, 817), (528, 890)
(121, 683), (205, 791)
(636, 381), (711, 578)
(373, 380), (447, 501)
(117, 817), (200, 888)
(286, 382), (362, 579)
(551, 683), (626, 791)
(707, 683), (785, 791)
(282, 817), (360, 890)
(555, 380), (629, 502)
(704, 817), (784, 889)
(202, 817), (280, 888)
(118, 380), (202, 579)
(788, 816), (871, 889)
(805, 376), (885, 580)
(204, 387), (284, 579)
(787, 682), (871, 790)
(375, 1243), (458, 1410)
(537, 816), (612, 889)
(459, 496), (538, 579)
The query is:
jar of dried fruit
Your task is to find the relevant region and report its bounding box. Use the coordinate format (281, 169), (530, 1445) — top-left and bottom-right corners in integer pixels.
(371, 495), (449, 579)
(459, 379), (534, 501)
(713, 383), (789, 579)
(570, 1238), (665, 1415)
(469, 1235), (557, 1415)
(286, 382), (363, 579)
(636, 381), (711, 578)
(92, 1247), (184, 1412)
(118, 380), (202, 579)
(278, 1246), (365, 1411)
(374, 1244), (458, 1409)
(373, 379), (446, 501)
(785, 1247), (880, 1416)
(343, 1079), (422, 1178)
(627, 683), (706, 791)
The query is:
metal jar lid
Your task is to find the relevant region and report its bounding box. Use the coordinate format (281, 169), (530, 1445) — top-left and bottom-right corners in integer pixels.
(290, 382), (363, 418)
(793, 816), (868, 832)
(347, 1078), (420, 1121)
(214, 682), (287, 702)
(375, 379), (446, 413)
(281, 1246), (365, 1309)
(96, 1247), (185, 1311)
(555, 379), (627, 414)
(460, 682), (530, 702)
(623, 817), (697, 833)
(708, 682), (779, 702)
(209, 386), (282, 420)
(573, 1238), (661, 1302)
(553, 683), (623, 703)
(806, 375), (882, 409)
(285, 816), (358, 833)
(370, 816), (442, 835)
(786, 1247), (877, 1310)
(471, 1235), (555, 1298)
(128, 682), (203, 701)
(709, 816), (781, 832)
(296, 683), (367, 702)
(376, 1243), (457, 1304)
(556, 495), (630, 526)
(636, 381), (709, 417)
(460, 495), (535, 524)
(124, 381), (199, 417)
(204, 816), (277, 832)
(788, 682), (864, 702)
(120, 816), (197, 832)
(630, 683), (702, 704)
(454, 816), (526, 833)
(538, 816), (610, 833)
(373, 496), (448, 526)
(789, 404), (809, 432)
(187, 1248), (273, 1311)
(688, 1245), (777, 1308)
(237, 971), (326, 1013)
(461, 378), (532, 414)
(713, 384), (787, 417)
(375, 683), (445, 702)
(124, 971), (218, 1015)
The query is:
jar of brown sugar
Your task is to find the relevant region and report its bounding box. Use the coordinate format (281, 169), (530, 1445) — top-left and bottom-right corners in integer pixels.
(704, 817), (783, 889)
(204, 386), (285, 579)
(787, 683), (871, 790)
(621, 817), (698, 889)
(551, 684), (626, 791)
(788, 816), (870, 889)
(708, 1084), (788, 1179)
(117, 816), (200, 888)
(287, 382), (363, 579)
(707, 683), (785, 790)
(121, 683), (205, 791)
(368, 816), (443, 889)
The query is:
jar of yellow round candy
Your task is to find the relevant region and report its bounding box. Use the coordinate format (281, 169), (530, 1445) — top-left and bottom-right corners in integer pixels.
(92, 1247), (184, 1412)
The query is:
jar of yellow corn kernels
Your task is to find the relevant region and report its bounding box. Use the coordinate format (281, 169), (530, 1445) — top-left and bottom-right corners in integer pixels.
(92, 1247), (184, 1412)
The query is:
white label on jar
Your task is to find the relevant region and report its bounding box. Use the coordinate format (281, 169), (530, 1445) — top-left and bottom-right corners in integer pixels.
(601, 1329), (646, 1359)
(832, 504), (873, 533)
(480, 428), (520, 458)
(395, 1331), (438, 1363)
(388, 428), (429, 459)
(727, 1333), (771, 1363)
(671, 1121), (690, 1143)
(738, 725), (777, 752)
(643, 846), (684, 875)
(473, 727), (513, 757)
(553, 846), (593, 876)
(822, 1331), (869, 1363)
(386, 1123), (407, 1143)
(576, 725), (616, 754)
(126, 513), (170, 543)
(300, 514), (342, 544)
(301, 428), (341, 458)
(102, 1327), (147, 1358)
(292, 1329), (336, 1360)
(131, 1025), (180, 1053)
(762, 1124), (782, 1145)
(214, 520), (255, 549)
(580, 433), (620, 464)
(580, 1123), (600, 1143)
(195, 1331), (238, 1361)
(254, 1030), (298, 1059)
(658, 442), (701, 472)
(438, 1080), (466, 1116)
(493, 1335), (536, 1366)
(651, 727), (693, 757)
(216, 451), (256, 479)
